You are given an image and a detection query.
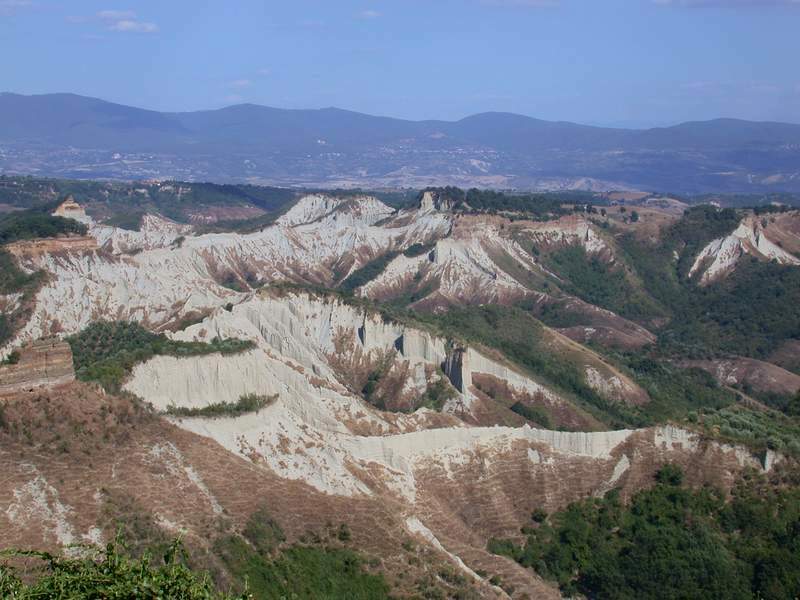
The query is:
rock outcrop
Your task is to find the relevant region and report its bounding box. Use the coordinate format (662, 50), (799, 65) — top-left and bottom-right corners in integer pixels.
(689, 212), (800, 284)
(52, 196), (92, 224)
(0, 339), (75, 396)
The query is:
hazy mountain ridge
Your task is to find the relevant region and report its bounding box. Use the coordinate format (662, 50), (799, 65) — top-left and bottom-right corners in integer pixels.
(3, 93), (800, 192)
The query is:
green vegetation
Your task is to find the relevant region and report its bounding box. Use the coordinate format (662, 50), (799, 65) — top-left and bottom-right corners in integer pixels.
(0, 526), (392, 600)
(409, 304), (639, 427)
(660, 260), (800, 359)
(104, 210), (145, 231)
(67, 321), (255, 392)
(418, 374), (458, 411)
(419, 186), (569, 219)
(542, 205), (800, 362)
(166, 394), (276, 418)
(0, 205), (89, 346)
(340, 251), (399, 292)
(692, 404), (800, 456)
(0, 249), (42, 296)
(0, 250), (47, 347)
(510, 401), (553, 428)
(213, 511), (388, 599)
(0, 207), (87, 245)
(489, 465), (800, 599)
(546, 245), (663, 321)
(0, 539), (242, 599)
(0, 351), (20, 366)
(214, 540), (389, 599)
(623, 355), (735, 422)
(242, 506), (286, 556)
(403, 242), (436, 257)
(403, 303), (737, 428)
(339, 239), (439, 295)
(0, 175), (298, 227)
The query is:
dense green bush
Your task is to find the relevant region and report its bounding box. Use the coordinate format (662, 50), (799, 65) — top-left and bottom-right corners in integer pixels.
(213, 538), (389, 599)
(659, 260), (800, 358)
(694, 405), (800, 456)
(339, 252), (400, 292)
(624, 356), (735, 422)
(510, 401), (553, 428)
(418, 374), (458, 412)
(0, 539), (241, 599)
(67, 321), (255, 392)
(0, 249), (42, 295)
(0, 209), (87, 246)
(166, 394), (276, 418)
(546, 245), (662, 321)
(489, 465), (800, 599)
(417, 186), (569, 218)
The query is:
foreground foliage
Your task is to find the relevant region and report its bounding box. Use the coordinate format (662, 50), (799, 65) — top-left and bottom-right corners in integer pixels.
(0, 540), (242, 599)
(489, 465), (800, 599)
(214, 539), (389, 600)
(212, 505), (390, 599)
(67, 321), (255, 392)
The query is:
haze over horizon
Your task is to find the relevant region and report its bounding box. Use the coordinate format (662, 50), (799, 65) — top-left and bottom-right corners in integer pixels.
(2, 0), (799, 127)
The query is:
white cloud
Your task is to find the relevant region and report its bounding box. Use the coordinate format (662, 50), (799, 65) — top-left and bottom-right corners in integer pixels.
(358, 9), (381, 18)
(97, 9), (135, 20)
(257, 68), (272, 76)
(97, 9), (158, 33)
(228, 79), (253, 88)
(108, 19), (158, 32)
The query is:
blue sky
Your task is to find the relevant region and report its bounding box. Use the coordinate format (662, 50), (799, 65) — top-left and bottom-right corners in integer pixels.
(1, 0), (799, 126)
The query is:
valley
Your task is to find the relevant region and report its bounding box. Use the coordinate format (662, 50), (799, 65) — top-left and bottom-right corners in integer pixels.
(1, 181), (799, 598)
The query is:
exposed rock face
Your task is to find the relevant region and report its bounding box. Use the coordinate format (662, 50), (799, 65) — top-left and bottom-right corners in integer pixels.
(0, 339), (74, 396)
(690, 212), (800, 284)
(0, 191), (794, 597)
(443, 347), (471, 393)
(518, 213), (611, 256)
(683, 357), (800, 397)
(418, 190), (455, 212)
(1, 193), (449, 352)
(52, 196), (91, 225)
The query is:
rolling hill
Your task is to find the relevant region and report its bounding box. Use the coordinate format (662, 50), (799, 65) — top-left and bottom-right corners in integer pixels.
(2, 92), (800, 192)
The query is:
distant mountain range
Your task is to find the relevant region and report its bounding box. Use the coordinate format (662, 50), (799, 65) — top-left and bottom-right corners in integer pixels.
(2, 92), (800, 193)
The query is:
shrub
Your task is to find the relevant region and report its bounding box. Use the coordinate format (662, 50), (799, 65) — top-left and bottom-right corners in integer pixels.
(487, 469), (800, 599)
(166, 394), (276, 419)
(67, 321), (255, 392)
(0, 350), (20, 366)
(243, 506), (285, 556)
(654, 463), (683, 486)
(0, 539), (240, 599)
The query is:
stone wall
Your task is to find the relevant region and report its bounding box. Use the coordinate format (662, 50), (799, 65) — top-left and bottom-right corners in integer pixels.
(0, 339), (75, 396)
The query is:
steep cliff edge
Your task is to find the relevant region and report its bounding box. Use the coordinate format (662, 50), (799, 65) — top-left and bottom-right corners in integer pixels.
(0, 339), (74, 396)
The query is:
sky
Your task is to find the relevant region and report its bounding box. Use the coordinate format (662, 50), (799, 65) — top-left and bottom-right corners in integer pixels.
(1, 0), (799, 127)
